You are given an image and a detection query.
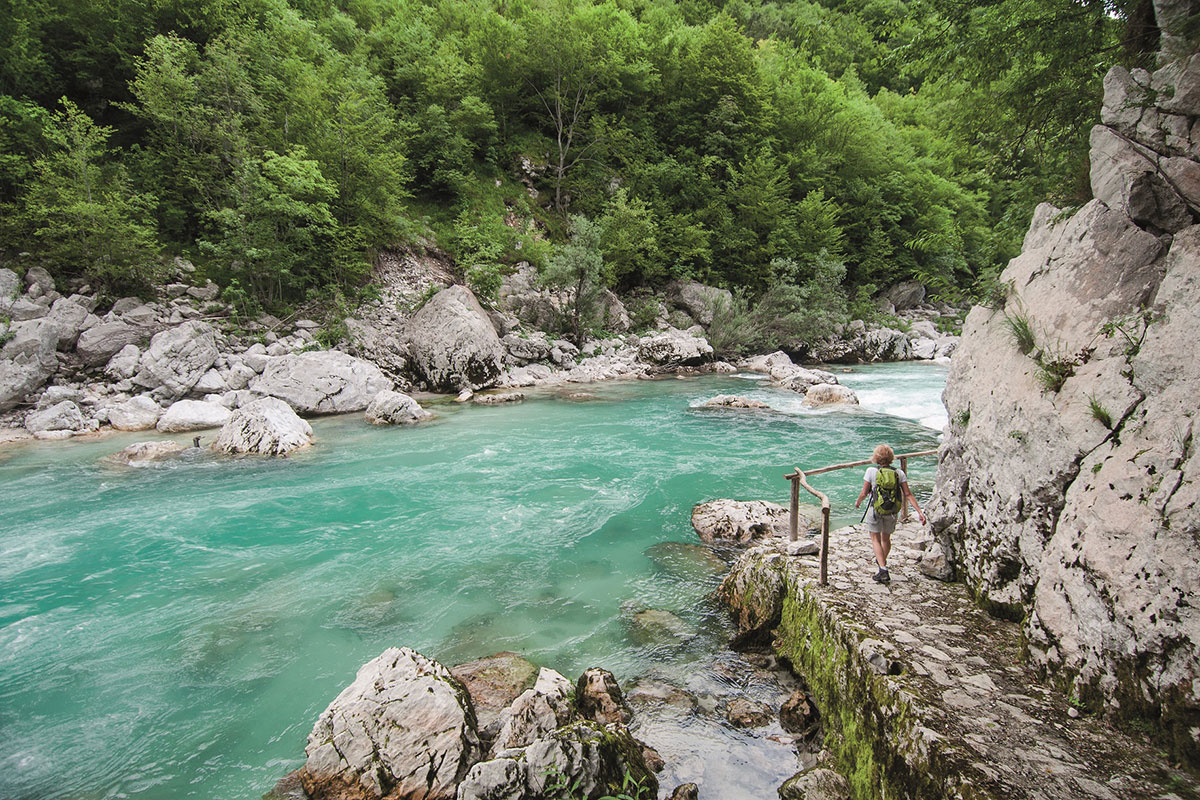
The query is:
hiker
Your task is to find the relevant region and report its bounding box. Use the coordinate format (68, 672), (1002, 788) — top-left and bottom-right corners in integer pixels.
(854, 444), (925, 584)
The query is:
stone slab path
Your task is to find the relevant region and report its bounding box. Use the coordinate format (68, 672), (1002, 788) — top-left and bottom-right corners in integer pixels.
(736, 521), (1199, 799)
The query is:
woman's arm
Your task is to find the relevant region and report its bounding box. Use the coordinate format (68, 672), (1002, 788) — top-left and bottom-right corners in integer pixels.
(903, 482), (927, 524)
(854, 480), (871, 508)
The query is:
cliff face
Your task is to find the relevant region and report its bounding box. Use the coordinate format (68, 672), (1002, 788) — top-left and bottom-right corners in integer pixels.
(928, 3), (1200, 761)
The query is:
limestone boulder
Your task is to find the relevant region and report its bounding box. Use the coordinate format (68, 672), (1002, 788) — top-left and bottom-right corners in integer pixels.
(133, 321), (219, 397)
(407, 285), (505, 392)
(490, 667), (576, 754)
(667, 280), (732, 326)
(300, 647), (481, 800)
(502, 331), (552, 364)
(0, 267), (18, 299)
(575, 668), (631, 726)
(716, 547), (789, 639)
(1089, 125), (1192, 232)
(25, 400), (85, 433)
(364, 390), (431, 425)
(881, 281), (926, 311)
(636, 329), (713, 368)
(699, 395), (770, 409)
(803, 383), (859, 407)
(251, 351), (390, 415)
(691, 499), (818, 544)
(156, 399), (232, 432)
(0, 318), (60, 411)
(76, 321), (143, 366)
(44, 297), (92, 350)
(213, 397), (312, 456)
(107, 396), (162, 431)
(104, 345), (141, 380)
(450, 652), (539, 743)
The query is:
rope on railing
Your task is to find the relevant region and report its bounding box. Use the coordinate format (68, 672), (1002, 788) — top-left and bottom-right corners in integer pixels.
(784, 449), (938, 586)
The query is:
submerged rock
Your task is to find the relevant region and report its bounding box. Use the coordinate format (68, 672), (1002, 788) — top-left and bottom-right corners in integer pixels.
(213, 397), (312, 456)
(301, 647), (481, 800)
(725, 698), (772, 728)
(473, 391), (525, 405)
(779, 768), (851, 800)
(105, 440), (187, 466)
(699, 394), (770, 409)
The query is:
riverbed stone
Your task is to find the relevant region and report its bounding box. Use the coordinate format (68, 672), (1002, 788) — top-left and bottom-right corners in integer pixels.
(156, 399), (232, 432)
(779, 768), (851, 800)
(699, 394), (770, 409)
(363, 389), (431, 425)
(576, 668), (632, 726)
(107, 395), (162, 431)
(213, 397), (312, 455)
(725, 698), (773, 728)
(450, 652), (539, 743)
(76, 321), (143, 366)
(250, 351), (390, 415)
(692, 499), (819, 545)
(300, 647), (481, 800)
(133, 321), (219, 397)
(25, 400), (84, 433)
(105, 440), (187, 466)
(407, 284), (505, 392)
(803, 383), (859, 407)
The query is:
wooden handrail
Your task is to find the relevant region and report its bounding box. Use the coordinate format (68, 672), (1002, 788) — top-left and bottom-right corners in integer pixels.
(784, 449), (938, 586)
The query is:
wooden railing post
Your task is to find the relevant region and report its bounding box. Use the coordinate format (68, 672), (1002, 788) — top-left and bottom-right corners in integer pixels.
(820, 504), (830, 586)
(900, 456), (910, 522)
(789, 473), (799, 542)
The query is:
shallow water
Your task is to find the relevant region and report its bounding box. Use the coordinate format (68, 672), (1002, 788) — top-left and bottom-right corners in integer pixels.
(0, 365), (945, 800)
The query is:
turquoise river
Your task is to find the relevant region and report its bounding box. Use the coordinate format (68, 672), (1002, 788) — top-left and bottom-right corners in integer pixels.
(0, 362), (945, 800)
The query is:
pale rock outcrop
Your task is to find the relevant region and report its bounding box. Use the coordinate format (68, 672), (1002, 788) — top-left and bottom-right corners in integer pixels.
(251, 351), (390, 414)
(44, 297), (92, 350)
(344, 317), (410, 382)
(24, 266), (54, 294)
(104, 345), (142, 380)
(76, 321), (143, 366)
(156, 399), (232, 432)
(0, 267), (18, 299)
(803, 383), (859, 407)
(667, 280), (732, 326)
(407, 285), (505, 391)
(104, 440), (187, 466)
(502, 331), (552, 364)
(450, 653), (539, 743)
(133, 321), (219, 397)
(25, 400), (85, 433)
(107, 395), (162, 431)
(364, 390), (431, 425)
(881, 281), (926, 311)
(1, 318), (60, 411)
(490, 668), (576, 753)
(213, 397), (312, 455)
(193, 368), (226, 394)
(636, 328), (713, 368)
(575, 668), (631, 726)
(739, 351), (839, 391)
(8, 297), (48, 321)
(691, 499), (819, 544)
(929, 24), (1200, 763)
(300, 647), (481, 800)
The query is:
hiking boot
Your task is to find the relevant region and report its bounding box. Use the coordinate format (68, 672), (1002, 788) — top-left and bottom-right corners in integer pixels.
(878, 567), (890, 584)
(872, 568), (886, 583)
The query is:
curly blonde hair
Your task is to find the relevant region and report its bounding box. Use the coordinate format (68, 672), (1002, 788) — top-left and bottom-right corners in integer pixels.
(872, 444), (894, 466)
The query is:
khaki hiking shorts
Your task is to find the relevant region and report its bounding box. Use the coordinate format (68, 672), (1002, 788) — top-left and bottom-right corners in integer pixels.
(866, 513), (897, 535)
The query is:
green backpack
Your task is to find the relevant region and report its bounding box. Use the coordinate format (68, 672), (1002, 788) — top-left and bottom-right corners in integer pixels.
(873, 466), (901, 516)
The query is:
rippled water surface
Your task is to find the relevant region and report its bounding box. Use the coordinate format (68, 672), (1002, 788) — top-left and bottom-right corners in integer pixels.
(0, 365), (944, 800)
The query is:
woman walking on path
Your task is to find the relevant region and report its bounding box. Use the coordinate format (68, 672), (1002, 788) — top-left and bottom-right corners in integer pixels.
(854, 444), (926, 583)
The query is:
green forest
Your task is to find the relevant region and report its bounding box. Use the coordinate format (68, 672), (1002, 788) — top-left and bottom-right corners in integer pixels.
(0, 0), (1157, 328)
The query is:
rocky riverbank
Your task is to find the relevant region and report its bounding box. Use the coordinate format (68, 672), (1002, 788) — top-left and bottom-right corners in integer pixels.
(0, 261), (956, 451)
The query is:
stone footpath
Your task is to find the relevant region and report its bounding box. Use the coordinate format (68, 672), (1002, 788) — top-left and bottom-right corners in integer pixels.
(720, 521), (1199, 799)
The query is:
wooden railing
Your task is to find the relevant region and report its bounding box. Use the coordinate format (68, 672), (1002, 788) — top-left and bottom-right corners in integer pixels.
(784, 449), (938, 586)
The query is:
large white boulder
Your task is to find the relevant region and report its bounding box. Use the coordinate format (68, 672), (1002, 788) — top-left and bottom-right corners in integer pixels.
(406, 285), (505, 392)
(44, 297), (93, 350)
(667, 280), (732, 326)
(691, 499), (819, 544)
(636, 328), (713, 368)
(107, 395), (162, 431)
(133, 321), (219, 397)
(156, 399), (232, 432)
(250, 351), (391, 414)
(803, 383), (859, 407)
(25, 400), (85, 433)
(0, 318), (60, 411)
(76, 321), (143, 367)
(364, 390), (431, 425)
(300, 647), (481, 800)
(213, 397), (312, 455)
(490, 668), (575, 754)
